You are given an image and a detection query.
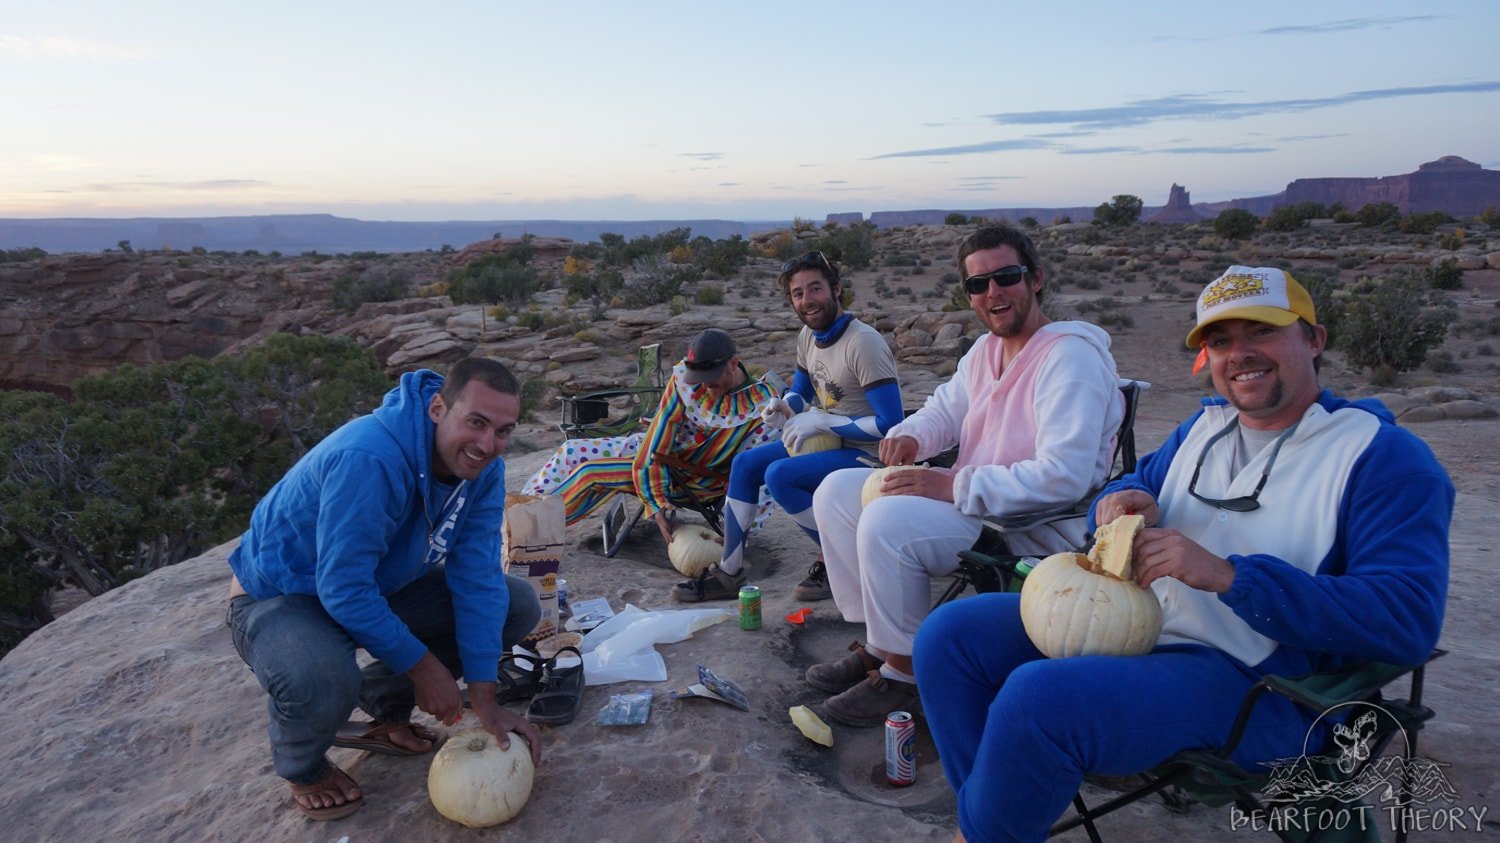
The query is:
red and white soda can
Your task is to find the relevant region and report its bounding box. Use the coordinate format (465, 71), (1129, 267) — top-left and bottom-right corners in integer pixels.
(885, 710), (916, 786)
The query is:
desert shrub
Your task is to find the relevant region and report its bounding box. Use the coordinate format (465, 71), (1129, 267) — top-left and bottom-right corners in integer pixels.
(1018, 216), (1039, 229)
(1213, 209), (1259, 240)
(696, 283), (725, 305)
(1339, 271), (1455, 375)
(811, 221), (878, 269)
(1295, 267), (1345, 349)
(885, 252), (918, 267)
(616, 255), (698, 308)
(0, 335), (388, 655)
(598, 228), (692, 269)
(1428, 259), (1464, 291)
(1265, 202), (1327, 232)
(686, 234), (751, 278)
(1355, 202), (1401, 228)
(0, 246), (46, 263)
(944, 213), (970, 226)
(332, 263), (414, 311)
(1398, 211), (1453, 235)
(1426, 351), (1461, 373)
(1478, 206), (1499, 228)
(1336, 254), (1363, 270)
(447, 256), (539, 307)
(516, 311), (544, 330)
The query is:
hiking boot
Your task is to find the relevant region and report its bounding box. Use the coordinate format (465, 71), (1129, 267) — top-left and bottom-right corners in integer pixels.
(671, 564), (745, 603)
(793, 558), (832, 602)
(823, 670), (919, 728)
(805, 640), (883, 693)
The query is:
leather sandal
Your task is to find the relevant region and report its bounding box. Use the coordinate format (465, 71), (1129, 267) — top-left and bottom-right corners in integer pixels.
(332, 720), (441, 756)
(289, 760), (363, 820)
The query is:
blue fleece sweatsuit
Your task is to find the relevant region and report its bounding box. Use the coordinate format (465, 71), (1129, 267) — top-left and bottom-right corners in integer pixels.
(915, 391), (1452, 843)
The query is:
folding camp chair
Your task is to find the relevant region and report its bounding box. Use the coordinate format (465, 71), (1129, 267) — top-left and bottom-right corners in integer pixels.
(1054, 650), (1445, 843)
(559, 343), (665, 440)
(933, 380), (1142, 606)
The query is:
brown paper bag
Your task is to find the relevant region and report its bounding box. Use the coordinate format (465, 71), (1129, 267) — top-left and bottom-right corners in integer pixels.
(501, 493), (566, 647)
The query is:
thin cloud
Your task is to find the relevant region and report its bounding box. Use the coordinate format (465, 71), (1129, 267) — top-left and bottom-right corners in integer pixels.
(81, 179), (270, 192)
(1278, 133), (1348, 141)
(984, 81), (1500, 129)
(717, 182), (739, 187)
(956, 176), (1021, 182)
(823, 180), (847, 185)
(677, 152), (725, 161)
(1258, 15), (1441, 35)
(868, 138), (1055, 160)
(0, 33), (142, 59)
(1154, 145), (1275, 155)
(1059, 146), (1142, 155)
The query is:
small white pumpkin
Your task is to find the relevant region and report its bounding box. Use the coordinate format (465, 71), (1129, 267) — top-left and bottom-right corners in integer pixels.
(428, 726), (535, 828)
(667, 524), (722, 577)
(786, 431), (842, 457)
(860, 465), (925, 507)
(1019, 551), (1162, 658)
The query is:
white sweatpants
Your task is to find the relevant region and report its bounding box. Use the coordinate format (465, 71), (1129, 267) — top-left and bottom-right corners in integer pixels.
(812, 467), (984, 658)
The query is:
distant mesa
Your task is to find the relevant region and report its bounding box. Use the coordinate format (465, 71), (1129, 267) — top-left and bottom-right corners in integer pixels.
(1147, 184), (1201, 224)
(1282, 156), (1500, 216)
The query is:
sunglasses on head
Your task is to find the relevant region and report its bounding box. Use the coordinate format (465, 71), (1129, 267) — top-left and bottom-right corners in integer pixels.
(962, 265), (1030, 296)
(685, 355), (730, 372)
(781, 250), (835, 275)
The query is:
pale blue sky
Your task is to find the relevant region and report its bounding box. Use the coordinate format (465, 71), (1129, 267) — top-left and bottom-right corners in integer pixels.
(2, 1), (1496, 220)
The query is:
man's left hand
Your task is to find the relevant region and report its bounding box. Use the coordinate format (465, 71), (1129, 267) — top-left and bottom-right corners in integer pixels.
(466, 682), (543, 767)
(782, 410), (834, 453)
(1132, 528), (1235, 593)
(880, 466), (955, 503)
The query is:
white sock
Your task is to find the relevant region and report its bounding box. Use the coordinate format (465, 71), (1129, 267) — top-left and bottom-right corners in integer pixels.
(879, 663), (915, 685)
(865, 644), (889, 661)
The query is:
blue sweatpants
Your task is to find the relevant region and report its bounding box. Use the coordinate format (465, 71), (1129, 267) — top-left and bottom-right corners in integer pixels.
(913, 594), (1319, 843)
(720, 441), (868, 571)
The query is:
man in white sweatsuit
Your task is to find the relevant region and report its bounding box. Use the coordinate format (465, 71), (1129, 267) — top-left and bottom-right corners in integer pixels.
(807, 224), (1125, 727)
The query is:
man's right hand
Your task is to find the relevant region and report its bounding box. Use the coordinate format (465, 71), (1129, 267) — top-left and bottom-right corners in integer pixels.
(878, 435), (919, 467)
(760, 397), (794, 430)
(1093, 489), (1161, 527)
(407, 651), (463, 725)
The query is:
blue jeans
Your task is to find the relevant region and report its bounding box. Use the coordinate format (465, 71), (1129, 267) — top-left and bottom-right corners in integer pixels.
(227, 568), (541, 784)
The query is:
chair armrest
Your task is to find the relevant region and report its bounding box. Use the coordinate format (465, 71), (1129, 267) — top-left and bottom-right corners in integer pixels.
(560, 385), (661, 404)
(982, 498), (1092, 533)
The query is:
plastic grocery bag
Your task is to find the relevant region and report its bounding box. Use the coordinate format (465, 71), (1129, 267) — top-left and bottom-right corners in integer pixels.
(580, 604), (731, 685)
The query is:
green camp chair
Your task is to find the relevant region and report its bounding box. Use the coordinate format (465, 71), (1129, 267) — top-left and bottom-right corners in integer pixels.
(1054, 651), (1444, 843)
(933, 380), (1142, 606)
(559, 343), (665, 440)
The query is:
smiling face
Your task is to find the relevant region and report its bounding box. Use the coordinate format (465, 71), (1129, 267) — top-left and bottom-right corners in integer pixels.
(787, 268), (843, 332)
(428, 380), (520, 481)
(1203, 318), (1326, 430)
(963, 245), (1045, 340)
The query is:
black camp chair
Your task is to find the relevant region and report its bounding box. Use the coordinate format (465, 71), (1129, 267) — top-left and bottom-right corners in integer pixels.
(933, 380), (1142, 606)
(559, 343), (665, 440)
(1054, 651), (1444, 843)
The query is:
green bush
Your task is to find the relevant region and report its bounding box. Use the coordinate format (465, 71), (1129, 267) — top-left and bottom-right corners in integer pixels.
(0, 335), (389, 655)
(1339, 271), (1454, 375)
(1355, 202), (1401, 228)
(1092, 195), (1143, 227)
(447, 253), (540, 307)
(696, 283), (725, 305)
(811, 221), (878, 269)
(944, 212), (970, 226)
(1427, 259), (1464, 290)
(332, 263), (414, 311)
(1213, 209), (1259, 240)
(0, 246), (47, 263)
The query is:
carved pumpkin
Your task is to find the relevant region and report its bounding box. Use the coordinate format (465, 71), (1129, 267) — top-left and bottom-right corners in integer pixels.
(1019, 515), (1162, 658)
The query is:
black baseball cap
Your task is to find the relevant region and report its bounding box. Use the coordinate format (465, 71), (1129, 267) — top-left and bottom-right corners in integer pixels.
(682, 328), (737, 384)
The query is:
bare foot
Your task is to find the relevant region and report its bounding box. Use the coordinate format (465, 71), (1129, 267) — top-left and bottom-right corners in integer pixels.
(382, 722), (436, 753)
(290, 762), (363, 820)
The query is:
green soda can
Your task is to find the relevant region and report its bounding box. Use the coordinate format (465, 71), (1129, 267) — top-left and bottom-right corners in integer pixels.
(738, 585), (762, 630)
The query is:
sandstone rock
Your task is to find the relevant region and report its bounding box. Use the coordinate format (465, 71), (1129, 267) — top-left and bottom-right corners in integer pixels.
(896, 329), (933, 349)
(1436, 400), (1498, 420)
(934, 323), (963, 342)
(1398, 405), (1447, 423)
(1487, 251), (1500, 270)
(1449, 255), (1487, 271)
(1369, 392), (1424, 418)
(1148, 184), (1201, 224)
(552, 347), (601, 364)
(1282, 156), (1500, 216)
(1414, 386), (1475, 403)
(385, 336), (465, 370)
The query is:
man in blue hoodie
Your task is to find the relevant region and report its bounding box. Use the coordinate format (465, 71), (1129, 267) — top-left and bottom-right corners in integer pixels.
(227, 357), (542, 820)
(914, 267), (1452, 842)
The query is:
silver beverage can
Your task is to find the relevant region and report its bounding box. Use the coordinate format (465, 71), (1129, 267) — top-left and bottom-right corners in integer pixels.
(885, 710), (916, 786)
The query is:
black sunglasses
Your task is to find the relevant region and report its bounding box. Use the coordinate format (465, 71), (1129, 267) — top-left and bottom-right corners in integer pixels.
(685, 355), (730, 372)
(962, 264), (1030, 296)
(781, 250), (835, 275)
(1187, 419), (1299, 512)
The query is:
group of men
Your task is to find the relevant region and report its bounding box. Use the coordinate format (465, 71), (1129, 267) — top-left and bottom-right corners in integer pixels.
(225, 222), (1452, 837)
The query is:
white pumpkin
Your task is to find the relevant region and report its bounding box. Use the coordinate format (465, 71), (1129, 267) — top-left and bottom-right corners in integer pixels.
(1019, 552), (1162, 658)
(667, 524), (722, 577)
(860, 465), (925, 507)
(786, 431), (842, 457)
(428, 726), (535, 828)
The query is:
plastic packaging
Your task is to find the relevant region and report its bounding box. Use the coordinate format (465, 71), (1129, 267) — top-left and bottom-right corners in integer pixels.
(595, 690), (654, 726)
(580, 605), (732, 685)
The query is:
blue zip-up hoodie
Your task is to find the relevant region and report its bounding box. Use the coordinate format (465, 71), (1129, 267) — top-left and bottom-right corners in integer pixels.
(229, 369), (508, 683)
